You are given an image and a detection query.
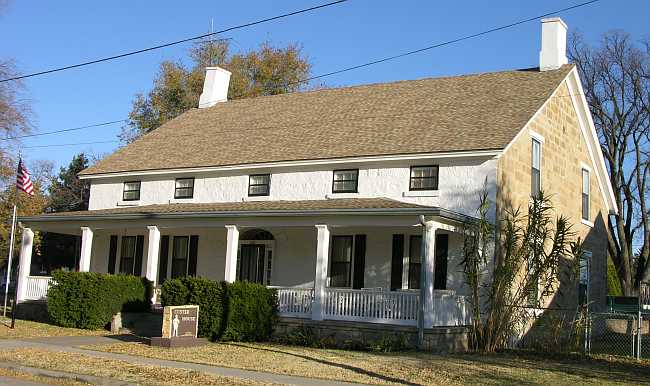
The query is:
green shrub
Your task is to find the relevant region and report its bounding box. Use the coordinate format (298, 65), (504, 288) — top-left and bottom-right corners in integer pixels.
(47, 271), (151, 329)
(160, 278), (277, 342)
(161, 277), (226, 340)
(607, 257), (623, 296)
(160, 278), (189, 307)
(222, 281), (277, 342)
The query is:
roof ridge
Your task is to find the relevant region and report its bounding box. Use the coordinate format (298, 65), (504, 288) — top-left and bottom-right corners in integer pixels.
(198, 65), (572, 108)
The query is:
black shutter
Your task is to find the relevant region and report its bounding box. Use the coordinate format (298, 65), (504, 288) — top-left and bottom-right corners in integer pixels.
(134, 235), (145, 276)
(107, 235), (118, 274)
(158, 235), (169, 283)
(353, 235), (366, 289)
(390, 234), (404, 291)
(434, 234), (449, 290)
(188, 235), (199, 277)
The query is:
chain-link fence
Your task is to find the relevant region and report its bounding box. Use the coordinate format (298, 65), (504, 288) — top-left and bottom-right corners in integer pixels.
(514, 309), (650, 359)
(517, 308), (587, 354)
(587, 312), (640, 358)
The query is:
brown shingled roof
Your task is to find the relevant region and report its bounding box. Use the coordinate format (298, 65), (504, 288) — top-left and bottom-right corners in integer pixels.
(81, 65), (573, 176)
(25, 198), (435, 220)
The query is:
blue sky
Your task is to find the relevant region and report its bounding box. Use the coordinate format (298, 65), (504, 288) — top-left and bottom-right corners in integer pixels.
(1, 0), (648, 171)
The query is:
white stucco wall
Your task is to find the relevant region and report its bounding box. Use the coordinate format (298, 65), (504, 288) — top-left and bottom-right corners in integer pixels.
(88, 157), (497, 217)
(88, 226), (467, 295)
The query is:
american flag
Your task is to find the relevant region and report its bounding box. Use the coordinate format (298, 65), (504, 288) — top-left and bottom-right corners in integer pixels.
(16, 159), (34, 196)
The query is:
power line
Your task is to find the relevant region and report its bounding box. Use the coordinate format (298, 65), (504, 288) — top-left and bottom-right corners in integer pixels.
(22, 140), (118, 149)
(1, 119), (126, 141)
(17, 92), (589, 149)
(282, 0), (601, 87)
(0, 0), (349, 83)
(9, 0), (600, 144)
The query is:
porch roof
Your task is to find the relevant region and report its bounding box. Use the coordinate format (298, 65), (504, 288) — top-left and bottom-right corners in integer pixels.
(21, 198), (475, 223)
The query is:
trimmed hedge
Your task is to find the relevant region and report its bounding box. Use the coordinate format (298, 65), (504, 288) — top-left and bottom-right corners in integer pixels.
(47, 271), (152, 329)
(161, 277), (226, 340)
(222, 281), (278, 342)
(160, 278), (277, 342)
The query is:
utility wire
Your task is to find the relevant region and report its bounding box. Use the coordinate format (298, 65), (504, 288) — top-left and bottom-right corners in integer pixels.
(22, 140), (118, 149)
(8, 0), (600, 145)
(1, 119), (127, 141)
(281, 0), (601, 88)
(16, 92), (589, 149)
(0, 0), (349, 83)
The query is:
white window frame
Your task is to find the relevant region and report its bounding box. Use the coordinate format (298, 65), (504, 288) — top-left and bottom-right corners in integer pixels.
(531, 136), (543, 198)
(236, 240), (274, 285)
(581, 165), (592, 226)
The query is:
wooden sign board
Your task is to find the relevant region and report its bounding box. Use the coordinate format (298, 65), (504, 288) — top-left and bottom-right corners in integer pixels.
(162, 305), (199, 339)
(151, 305), (205, 348)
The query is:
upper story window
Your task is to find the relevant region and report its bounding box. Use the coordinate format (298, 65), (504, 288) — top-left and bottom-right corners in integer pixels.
(531, 138), (542, 197)
(582, 168), (590, 221)
(409, 165), (439, 191)
(332, 169), (358, 193)
(174, 178), (194, 199)
(248, 174), (270, 196)
(122, 181), (141, 201)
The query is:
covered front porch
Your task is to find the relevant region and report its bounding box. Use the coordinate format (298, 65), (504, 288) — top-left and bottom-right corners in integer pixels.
(19, 199), (472, 328)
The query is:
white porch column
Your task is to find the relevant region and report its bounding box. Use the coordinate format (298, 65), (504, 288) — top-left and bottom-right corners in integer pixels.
(79, 227), (93, 272)
(16, 228), (34, 303)
(312, 224), (330, 321)
(420, 221), (438, 329)
(145, 226), (160, 285)
(224, 225), (239, 283)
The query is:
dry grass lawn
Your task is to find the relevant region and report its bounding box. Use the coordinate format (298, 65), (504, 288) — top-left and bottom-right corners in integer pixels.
(0, 366), (90, 385)
(0, 348), (274, 385)
(87, 341), (650, 385)
(0, 318), (109, 339)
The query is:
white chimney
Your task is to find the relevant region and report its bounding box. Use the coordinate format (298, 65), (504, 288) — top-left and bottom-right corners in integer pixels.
(198, 66), (231, 108)
(539, 17), (568, 71)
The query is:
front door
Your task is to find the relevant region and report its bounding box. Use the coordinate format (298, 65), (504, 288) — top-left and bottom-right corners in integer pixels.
(238, 244), (265, 283)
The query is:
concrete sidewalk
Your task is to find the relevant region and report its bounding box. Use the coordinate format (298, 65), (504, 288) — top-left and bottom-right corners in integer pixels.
(0, 336), (372, 386)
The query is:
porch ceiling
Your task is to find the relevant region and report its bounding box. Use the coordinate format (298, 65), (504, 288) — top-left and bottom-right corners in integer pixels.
(21, 198), (475, 224)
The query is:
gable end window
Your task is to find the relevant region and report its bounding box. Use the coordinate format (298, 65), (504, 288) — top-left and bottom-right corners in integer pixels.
(332, 169), (358, 193)
(248, 174), (271, 196)
(582, 168), (590, 221)
(174, 178), (194, 199)
(410, 165), (439, 191)
(531, 138), (542, 197)
(122, 181), (141, 201)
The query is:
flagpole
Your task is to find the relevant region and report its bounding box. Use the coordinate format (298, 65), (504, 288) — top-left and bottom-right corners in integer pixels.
(2, 204), (18, 317)
(3, 204), (16, 318)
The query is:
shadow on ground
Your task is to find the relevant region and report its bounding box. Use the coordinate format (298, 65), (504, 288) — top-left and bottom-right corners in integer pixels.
(225, 342), (421, 386)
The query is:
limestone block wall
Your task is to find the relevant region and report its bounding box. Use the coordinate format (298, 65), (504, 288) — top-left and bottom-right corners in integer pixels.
(497, 81), (610, 311)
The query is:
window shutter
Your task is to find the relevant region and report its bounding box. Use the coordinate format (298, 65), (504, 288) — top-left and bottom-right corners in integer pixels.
(134, 235), (145, 276)
(188, 235), (199, 277)
(390, 234), (404, 290)
(107, 235), (118, 274)
(158, 236), (169, 283)
(434, 234), (448, 290)
(353, 235), (366, 289)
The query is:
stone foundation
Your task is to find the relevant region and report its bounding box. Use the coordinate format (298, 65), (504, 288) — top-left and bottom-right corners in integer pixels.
(272, 317), (469, 352)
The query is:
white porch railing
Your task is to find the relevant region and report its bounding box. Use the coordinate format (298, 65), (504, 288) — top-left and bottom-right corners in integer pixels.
(271, 287), (314, 318)
(323, 288), (420, 326)
(432, 291), (470, 327)
(272, 286), (470, 326)
(24, 276), (53, 301)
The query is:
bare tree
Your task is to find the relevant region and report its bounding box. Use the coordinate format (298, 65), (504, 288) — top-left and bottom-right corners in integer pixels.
(569, 31), (650, 295)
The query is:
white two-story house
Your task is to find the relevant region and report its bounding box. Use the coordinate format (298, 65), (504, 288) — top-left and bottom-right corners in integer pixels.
(18, 18), (616, 346)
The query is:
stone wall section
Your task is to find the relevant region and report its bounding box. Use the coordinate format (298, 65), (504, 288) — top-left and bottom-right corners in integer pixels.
(497, 81), (610, 310)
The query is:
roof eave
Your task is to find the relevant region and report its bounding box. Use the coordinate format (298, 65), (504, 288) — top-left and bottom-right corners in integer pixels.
(21, 207), (476, 224)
